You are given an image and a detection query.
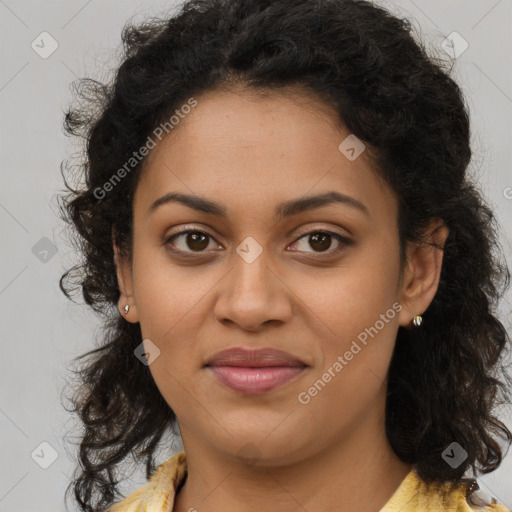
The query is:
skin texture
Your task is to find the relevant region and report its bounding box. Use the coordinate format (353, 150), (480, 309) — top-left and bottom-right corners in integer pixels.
(113, 86), (449, 512)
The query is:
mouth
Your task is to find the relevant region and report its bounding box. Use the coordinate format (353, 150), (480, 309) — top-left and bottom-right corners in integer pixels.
(204, 347), (308, 394)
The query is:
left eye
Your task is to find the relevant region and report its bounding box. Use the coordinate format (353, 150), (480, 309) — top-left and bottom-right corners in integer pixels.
(289, 231), (351, 254)
(164, 230), (351, 255)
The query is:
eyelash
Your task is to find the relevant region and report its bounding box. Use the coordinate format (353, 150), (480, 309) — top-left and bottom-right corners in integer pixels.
(164, 227), (353, 258)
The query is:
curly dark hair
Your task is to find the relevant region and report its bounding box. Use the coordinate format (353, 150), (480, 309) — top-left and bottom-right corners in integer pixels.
(57, 0), (512, 511)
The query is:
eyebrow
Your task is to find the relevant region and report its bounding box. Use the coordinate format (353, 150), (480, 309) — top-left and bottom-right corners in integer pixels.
(148, 191), (370, 219)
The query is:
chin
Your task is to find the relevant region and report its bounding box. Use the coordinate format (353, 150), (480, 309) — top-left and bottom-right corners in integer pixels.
(207, 427), (309, 467)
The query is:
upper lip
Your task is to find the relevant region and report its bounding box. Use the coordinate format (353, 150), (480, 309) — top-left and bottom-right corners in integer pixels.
(205, 347), (307, 368)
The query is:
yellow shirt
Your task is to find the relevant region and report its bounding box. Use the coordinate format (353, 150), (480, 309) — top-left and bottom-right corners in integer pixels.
(107, 451), (510, 512)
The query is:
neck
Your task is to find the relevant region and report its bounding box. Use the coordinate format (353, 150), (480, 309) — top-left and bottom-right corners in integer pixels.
(173, 402), (412, 512)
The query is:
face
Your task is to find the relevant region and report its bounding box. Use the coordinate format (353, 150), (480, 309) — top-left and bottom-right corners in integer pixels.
(114, 86), (447, 466)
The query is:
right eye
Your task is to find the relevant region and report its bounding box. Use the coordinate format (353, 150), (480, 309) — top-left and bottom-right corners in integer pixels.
(164, 230), (223, 254)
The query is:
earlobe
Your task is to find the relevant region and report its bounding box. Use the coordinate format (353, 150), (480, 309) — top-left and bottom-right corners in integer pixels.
(397, 218), (449, 330)
(119, 301), (138, 323)
(397, 256), (417, 330)
(113, 235), (139, 323)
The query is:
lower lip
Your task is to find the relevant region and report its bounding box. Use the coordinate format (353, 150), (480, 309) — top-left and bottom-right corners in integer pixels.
(207, 366), (306, 394)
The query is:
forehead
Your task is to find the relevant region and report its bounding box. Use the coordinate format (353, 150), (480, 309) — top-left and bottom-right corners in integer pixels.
(134, 87), (396, 223)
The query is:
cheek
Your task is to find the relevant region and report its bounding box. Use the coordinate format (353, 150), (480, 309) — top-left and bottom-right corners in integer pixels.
(298, 247), (400, 340)
(131, 245), (214, 341)
(295, 351), (388, 451)
(294, 241), (400, 389)
(130, 249), (215, 397)
(295, 269), (400, 434)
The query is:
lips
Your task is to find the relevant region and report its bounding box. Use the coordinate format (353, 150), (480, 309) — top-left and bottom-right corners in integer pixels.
(205, 347), (307, 368)
(205, 347), (308, 394)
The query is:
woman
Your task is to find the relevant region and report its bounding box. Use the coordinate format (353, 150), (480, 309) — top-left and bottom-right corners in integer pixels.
(58, 0), (512, 511)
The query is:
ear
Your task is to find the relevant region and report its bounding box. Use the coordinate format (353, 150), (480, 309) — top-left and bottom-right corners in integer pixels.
(397, 218), (449, 330)
(113, 227), (139, 323)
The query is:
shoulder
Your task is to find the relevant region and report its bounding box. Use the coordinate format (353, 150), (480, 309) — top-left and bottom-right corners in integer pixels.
(380, 468), (510, 512)
(107, 451), (187, 512)
(107, 485), (147, 512)
(463, 496), (510, 512)
(464, 481), (511, 512)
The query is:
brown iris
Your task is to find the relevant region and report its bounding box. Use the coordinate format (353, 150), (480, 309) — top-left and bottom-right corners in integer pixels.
(308, 233), (332, 252)
(186, 232), (210, 251)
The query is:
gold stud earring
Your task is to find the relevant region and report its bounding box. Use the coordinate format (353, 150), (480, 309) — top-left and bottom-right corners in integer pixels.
(412, 314), (423, 327)
(123, 304), (130, 315)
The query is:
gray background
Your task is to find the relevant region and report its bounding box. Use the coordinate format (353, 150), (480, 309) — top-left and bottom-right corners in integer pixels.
(1, 0), (511, 510)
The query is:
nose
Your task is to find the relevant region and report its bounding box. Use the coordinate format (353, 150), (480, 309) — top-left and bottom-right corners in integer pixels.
(213, 250), (293, 333)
